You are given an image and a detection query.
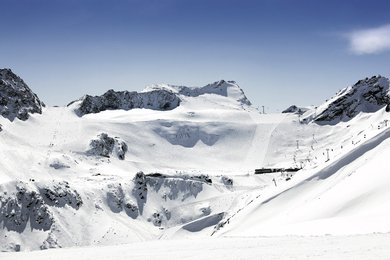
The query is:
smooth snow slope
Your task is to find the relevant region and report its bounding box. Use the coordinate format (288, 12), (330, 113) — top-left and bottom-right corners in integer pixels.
(2, 234), (390, 260)
(215, 109), (390, 237)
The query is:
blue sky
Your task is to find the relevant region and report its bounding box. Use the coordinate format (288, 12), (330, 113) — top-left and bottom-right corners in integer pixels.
(2, 0), (390, 111)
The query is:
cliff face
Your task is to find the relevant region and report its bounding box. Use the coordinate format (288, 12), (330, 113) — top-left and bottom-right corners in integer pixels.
(70, 89), (181, 116)
(0, 69), (45, 121)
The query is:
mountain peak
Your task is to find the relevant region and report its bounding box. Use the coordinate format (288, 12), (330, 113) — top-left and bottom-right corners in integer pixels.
(143, 80), (252, 106)
(306, 75), (390, 124)
(0, 68), (45, 121)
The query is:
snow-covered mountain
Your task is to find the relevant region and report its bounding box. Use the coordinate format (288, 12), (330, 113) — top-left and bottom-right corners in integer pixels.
(142, 80), (252, 106)
(302, 75), (390, 124)
(1, 70), (390, 255)
(69, 79), (251, 116)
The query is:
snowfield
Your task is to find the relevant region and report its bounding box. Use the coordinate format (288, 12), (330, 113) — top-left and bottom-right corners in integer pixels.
(1, 72), (390, 258)
(2, 234), (390, 260)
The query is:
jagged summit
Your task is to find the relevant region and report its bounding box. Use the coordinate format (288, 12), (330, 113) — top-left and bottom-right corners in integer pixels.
(282, 105), (308, 115)
(0, 68), (44, 121)
(143, 80), (252, 106)
(70, 80), (252, 116)
(303, 75), (390, 124)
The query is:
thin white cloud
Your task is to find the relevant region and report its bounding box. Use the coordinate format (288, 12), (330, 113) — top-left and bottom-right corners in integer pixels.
(348, 24), (390, 55)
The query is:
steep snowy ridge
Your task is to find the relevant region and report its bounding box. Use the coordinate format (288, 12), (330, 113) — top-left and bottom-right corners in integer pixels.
(303, 75), (390, 124)
(0, 69), (44, 122)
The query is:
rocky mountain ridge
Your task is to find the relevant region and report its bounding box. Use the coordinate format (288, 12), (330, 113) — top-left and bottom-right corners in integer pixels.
(306, 75), (390, 124)
(69, 89), (181, 116)
(70, 79), (252, 116)
(0, 69), (44, 122)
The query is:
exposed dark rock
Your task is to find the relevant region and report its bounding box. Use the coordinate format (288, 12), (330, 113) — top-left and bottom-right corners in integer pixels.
(313, 76), (390, 123)
(0, 183), (53, 232)
(106, 183), (139, 219)
(70, 89), (181, 116)
(102, 172), (212, 225)
(4, 243), (21, 252)
(132, 171), (147, 215)
(0, 68), (44, 121)
(106, 184), (125, 213)
(386, 103), (390, 112)
(146, 174), (205, 201)
(149, 208), (171, 227)
(39, 181), (83, 209)
(87, 133), (128, 160)
(221, 176), (233, 186)
(49, 160), (70, 170)
(191, 174), (212, 184)
(0, 181), (82, 234)
(282, 105), (308, 115)
(200, 206), (211, 216)
(151, 212), (163, 226)
(124, 202), (139, 219)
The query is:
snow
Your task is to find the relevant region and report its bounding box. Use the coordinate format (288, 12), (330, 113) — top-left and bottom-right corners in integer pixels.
(1, 74), (390, 258)
(1, 234), (390, 259)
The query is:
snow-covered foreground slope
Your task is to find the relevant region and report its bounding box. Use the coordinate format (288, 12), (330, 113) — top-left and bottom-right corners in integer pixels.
(216, 114), (390, 237)
(1, 74), (390, 258)
(2, 233), (390, 260)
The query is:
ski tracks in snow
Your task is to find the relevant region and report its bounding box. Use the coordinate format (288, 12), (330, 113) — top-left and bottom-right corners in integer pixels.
(44, 108), (64, 166)
(243, 112), (286, 168)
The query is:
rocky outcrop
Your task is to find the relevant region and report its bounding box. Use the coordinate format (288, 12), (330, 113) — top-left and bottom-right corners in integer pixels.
(39, 181), (83, 209)
(0, 181), (82, 233)
(0, 183), (53, 232)
(0, 69), (44, 121)
(310, 76), (390, 124)
(70, 89), (181, 116)
(106, 183), (139, 219)
(87, 133), (128, 160)
(282, 105), (308, 115)
(105, 172), (212, 219)
(221, 176), (233, 186)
